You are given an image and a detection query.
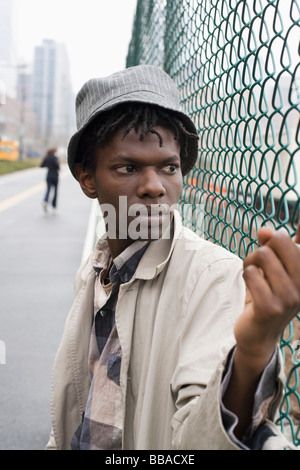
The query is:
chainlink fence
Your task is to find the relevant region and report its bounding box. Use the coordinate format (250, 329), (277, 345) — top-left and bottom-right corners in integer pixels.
(127, 0), (300, 446)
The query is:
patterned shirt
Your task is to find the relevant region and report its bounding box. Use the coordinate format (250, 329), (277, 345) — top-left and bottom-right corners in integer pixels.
(70, 240), (149, 450)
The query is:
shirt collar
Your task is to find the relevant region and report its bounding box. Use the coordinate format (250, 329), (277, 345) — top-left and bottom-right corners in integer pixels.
(92, 238), (150, 285)
(110, 241), (150, 284)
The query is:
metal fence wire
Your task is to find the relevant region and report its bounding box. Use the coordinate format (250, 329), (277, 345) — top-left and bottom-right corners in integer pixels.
(126, 0), (300, 447)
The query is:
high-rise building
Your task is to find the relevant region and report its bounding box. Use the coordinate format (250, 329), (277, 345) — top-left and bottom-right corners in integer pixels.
(0, 0), (15, 63)
(0, 0), (37, 157)
(31, 39), (75, 149)
(0, 0), (17, 99)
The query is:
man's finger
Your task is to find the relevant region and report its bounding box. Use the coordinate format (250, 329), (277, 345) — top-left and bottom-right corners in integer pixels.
(244, 244), (293, 299)
(295, 224), (300, 245)
(257, 226), (274, 246)
(263, 230), (300, 281)
(242, 264), (273, 317)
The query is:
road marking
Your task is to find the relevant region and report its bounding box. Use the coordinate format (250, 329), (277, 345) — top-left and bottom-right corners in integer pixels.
(0, 182), (46, 212)
(0, 169), (69, 213)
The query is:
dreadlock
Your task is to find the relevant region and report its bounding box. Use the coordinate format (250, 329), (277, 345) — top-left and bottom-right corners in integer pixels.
(76, 102), (198, 172)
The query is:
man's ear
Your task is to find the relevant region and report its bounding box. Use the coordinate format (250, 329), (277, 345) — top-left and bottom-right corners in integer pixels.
(74, 164), (98, 199)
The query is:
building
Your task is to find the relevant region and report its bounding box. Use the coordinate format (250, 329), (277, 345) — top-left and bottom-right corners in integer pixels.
(0, 0), (38, 158)
(31, 39), (75, 150)
(0, 0), (15, 63)
(0, 0), (18, 99)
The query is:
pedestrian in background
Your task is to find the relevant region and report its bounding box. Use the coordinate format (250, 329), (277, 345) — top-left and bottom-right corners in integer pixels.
(41, 148), (60, 213)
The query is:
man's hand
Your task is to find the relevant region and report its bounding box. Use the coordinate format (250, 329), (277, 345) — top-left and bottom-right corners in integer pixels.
(223, 225), (300, 439)
(235, 225), (300, 369)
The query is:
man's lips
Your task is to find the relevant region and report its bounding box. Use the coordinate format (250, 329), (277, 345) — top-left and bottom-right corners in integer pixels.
(129, 204), (172, 226)
(131, 204), (170, 215)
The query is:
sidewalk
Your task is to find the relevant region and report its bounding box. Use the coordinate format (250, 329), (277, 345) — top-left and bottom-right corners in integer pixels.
(0, 166), (92, 449)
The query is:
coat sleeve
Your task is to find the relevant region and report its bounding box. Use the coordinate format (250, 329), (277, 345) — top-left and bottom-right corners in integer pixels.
(45, 256), (95, 450)
(45, 428), (56, 450)
(170, 256), (290, 450)
(40, 156), (47, 168)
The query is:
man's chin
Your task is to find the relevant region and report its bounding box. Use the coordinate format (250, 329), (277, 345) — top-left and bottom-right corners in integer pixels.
(113, 213), (173, 241)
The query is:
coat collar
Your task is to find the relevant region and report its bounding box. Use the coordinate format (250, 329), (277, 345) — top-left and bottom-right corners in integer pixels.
(131, 210), (183, 281)
(81, 210), (183, 282)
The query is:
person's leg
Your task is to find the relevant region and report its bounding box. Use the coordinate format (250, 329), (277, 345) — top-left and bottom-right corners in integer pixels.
(51, 179), (58, 209)
(43, 178), (51, 212)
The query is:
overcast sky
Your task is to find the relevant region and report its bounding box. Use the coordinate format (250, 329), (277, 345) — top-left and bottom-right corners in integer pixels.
(13, 0), (137, 93)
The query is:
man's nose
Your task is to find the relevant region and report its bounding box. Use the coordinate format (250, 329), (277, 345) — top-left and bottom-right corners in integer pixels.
(136, 169), (166, 199)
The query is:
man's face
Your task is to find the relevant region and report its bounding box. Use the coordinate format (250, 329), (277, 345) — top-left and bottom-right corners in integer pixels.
(77, 125), (183, 254)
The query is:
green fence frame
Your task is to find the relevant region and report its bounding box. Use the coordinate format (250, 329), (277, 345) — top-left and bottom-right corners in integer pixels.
(127, 0), (300, 446)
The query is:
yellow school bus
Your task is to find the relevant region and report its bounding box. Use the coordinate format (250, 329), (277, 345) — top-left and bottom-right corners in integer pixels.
(0, 140), (19, 161)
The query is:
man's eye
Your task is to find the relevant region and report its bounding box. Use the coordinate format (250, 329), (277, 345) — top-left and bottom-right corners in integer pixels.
(162, 165), (178, 174)
(116, 165), (136, 174)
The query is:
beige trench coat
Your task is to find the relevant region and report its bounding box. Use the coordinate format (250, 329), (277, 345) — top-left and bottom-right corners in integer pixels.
(46, 212), (287, 450)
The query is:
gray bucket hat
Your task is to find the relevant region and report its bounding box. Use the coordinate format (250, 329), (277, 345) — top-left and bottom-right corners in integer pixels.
(68, 64), (198, 178)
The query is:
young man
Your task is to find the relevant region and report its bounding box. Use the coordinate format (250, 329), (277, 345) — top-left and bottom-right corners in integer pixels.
(46, 65), (300, 450)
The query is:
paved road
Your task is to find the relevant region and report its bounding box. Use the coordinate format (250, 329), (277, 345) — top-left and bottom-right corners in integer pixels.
(0, 165), (92, 450)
